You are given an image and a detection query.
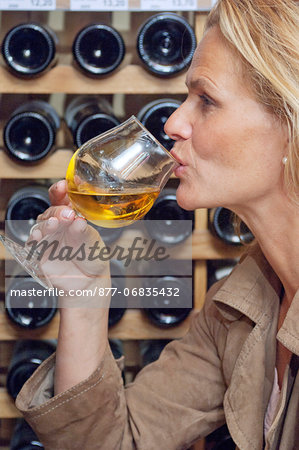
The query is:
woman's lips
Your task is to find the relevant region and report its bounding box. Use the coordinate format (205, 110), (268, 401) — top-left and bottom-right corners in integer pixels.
(170, 149), (186, 176)
(170, 149), (185, 166)
(174, 165), (186, 177)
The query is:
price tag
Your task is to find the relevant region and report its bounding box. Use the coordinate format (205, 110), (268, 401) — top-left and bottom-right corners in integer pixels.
(0, 0), (56, 9)
(70, 0), (128, 10)
(140, 0), (197, 10)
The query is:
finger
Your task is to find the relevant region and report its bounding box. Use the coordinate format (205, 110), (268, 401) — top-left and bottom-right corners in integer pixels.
(27, 223), (42, 243)
(65, 218), (88, 248)
(69, 217), (102, 241)
(27, 227), (43, 243)
(31, 207), (76, 243)
(37, 206), (75, 223)
(69, 219), (103, 246)
(28, 216), (60, 240)
(67, 217), (103, 245)
(49, 180), (71, 206)
(26, 216), (59, 243)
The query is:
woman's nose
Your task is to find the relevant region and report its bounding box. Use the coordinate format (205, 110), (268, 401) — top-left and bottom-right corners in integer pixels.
(164, 102), (192, 141)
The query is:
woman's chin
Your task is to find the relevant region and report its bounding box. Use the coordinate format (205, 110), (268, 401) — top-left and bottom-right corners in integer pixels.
(175, 188), (196, 211)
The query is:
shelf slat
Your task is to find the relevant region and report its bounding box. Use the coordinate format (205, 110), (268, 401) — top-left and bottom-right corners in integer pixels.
(0, 229), (245, 260)
(191, 229), (245, 259)
(0, 388), (21, 419)
(0, 65), (188, 94)
(0, 309), (193, 341)
(0, 150), (181, 179)
(0, 149), (73, 179)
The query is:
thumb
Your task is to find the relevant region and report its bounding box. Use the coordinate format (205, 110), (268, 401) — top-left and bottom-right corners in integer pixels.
(49, 180), (71, 206)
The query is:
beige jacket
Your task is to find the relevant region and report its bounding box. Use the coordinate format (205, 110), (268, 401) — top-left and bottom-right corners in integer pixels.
(16, 246), (299, 450)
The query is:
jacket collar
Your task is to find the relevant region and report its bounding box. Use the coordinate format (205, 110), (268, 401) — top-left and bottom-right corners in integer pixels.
(211, 244), (299, 355)
(277, 290), (299, 355)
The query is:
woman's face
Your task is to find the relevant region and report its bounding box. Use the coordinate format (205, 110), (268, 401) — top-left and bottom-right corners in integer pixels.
(165, 26), (288, 213)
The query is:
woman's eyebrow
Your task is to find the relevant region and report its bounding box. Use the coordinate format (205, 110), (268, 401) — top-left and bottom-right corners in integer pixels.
(185, 76), (219, 93)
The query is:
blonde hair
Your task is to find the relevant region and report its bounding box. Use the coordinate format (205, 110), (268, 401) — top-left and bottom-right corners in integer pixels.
(206, 0), (299, 203)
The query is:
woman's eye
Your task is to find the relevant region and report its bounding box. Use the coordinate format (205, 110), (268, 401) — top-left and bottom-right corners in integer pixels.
(199, 94), (213, 108)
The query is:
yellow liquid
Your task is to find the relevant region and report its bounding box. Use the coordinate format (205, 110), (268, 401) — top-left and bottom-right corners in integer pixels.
(67, 189), (159, 228)
(66, 148), (159, 227)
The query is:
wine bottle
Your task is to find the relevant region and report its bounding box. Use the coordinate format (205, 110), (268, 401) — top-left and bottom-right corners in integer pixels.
(6, 340), (56, 399)
(144, 188), (194, 245)
(109, 339), (123, 360)
(90, 222), (123, 245)
(3, 100), (60, 164)
(142, 260), (192, 328)
(140, 339), (170, 366)
(137, 98), (181, 150)
(5, 185), (50, 245)
(72, 24), (125, 77)
(108, 260), (126, 327)
(10, 419), (44, 450)
(1, 23), (57, 77)
(209, 207), (254, 245)
(137, 13), (196, 77)
(65, 96), (120, 148)
(5, 273), (57, 329)
(143, 276), (192, 327)
(205, 424), (235, 450)
(207, 259), (238, 290)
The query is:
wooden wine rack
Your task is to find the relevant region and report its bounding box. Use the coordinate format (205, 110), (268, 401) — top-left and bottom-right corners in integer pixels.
(0, 8), (243, 450)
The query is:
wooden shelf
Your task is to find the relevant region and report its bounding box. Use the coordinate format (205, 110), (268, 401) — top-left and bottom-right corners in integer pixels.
(0, 229), (245, 260)
(0, 9), (213, 444)
(191, 229), (244, 259)
(0, 150), (183, 179)
(0, 64), (188, 95)
(0, 149), (73, 179)
(0, 309), (193, 340)
(0, 389), (21, 419)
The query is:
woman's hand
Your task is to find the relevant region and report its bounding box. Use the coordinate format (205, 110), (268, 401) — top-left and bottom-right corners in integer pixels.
(29, 182), (112, 393)
(49, 179), (71, 207)
(28, 205), (111, 307)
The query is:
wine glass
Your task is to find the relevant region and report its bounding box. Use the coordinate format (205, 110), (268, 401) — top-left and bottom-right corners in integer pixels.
(0, 116), (178, 289)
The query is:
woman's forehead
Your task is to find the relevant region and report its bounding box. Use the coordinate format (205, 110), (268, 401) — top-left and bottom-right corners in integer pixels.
(187, 26), (246, 93)
(191, 26), (238, 69)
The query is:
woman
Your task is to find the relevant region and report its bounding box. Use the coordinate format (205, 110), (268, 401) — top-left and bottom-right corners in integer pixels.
(16, 1), (299, 449)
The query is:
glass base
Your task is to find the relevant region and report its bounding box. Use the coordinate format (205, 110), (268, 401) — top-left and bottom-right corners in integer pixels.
(0, 234), (53, 290)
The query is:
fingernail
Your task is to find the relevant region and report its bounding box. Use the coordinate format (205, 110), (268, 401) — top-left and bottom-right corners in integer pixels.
(47, 217), (57, 223)
(47, 217), (58, 226)
(57, 180), (65, 189)
(61, 209), (73, 219)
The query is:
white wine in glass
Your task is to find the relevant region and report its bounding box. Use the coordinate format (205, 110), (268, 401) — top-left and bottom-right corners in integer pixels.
(66, 115), (178, 228)
(0, 116), (178, 288)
